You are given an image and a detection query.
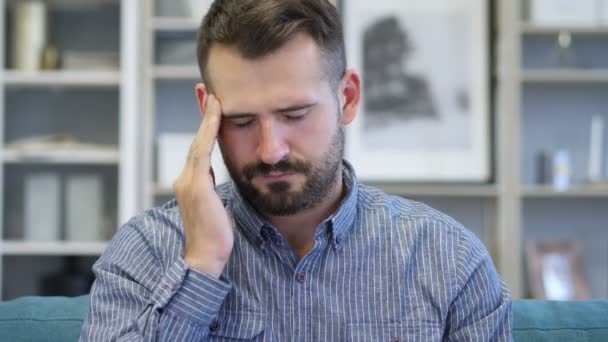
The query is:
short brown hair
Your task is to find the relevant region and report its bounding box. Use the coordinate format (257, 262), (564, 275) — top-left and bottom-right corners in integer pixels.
(196, 0), (346, 88)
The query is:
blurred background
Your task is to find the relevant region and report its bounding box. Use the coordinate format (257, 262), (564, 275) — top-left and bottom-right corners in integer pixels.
(0, 0), (607, 303)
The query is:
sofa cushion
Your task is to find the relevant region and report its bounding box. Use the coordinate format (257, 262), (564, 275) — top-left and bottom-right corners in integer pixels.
(514, 300), (608, 341)
(2, 296), (608, 341)
(0, 295), (89, 342)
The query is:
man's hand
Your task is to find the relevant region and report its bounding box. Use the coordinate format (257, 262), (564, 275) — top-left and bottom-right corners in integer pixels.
(173, 94), (233, 279)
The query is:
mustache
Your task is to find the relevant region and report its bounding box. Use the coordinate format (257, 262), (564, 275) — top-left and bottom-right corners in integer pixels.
(243, 159), (311, 180)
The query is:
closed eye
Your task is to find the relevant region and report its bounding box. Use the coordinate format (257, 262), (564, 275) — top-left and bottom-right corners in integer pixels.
(226, 117), (255, 128)
(285, 112), (307, 121)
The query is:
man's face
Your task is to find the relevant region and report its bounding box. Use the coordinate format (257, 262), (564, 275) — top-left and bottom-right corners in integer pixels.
(206, 33), (345, 216)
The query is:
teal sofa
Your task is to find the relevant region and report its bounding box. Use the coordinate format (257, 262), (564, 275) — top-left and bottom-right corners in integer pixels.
(1, 296), (607, 341)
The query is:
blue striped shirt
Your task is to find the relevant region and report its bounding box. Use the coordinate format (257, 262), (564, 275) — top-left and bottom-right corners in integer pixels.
(80, 162), (512, 341)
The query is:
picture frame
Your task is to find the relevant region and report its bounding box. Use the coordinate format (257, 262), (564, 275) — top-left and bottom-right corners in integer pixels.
(526, 240), (591, 300)
(343, 0), (490, 181)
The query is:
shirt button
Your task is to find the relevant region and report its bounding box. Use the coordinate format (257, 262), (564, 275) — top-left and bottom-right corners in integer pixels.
(296, 272), (306, 283)
(209, 320), (220, 332)
(335, 236), (342, 244)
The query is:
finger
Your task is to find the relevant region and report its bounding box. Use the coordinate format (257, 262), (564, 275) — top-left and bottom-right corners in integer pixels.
(199, 94), (222, 152)
(185, 121), (207, 170)
(187, 94), (221, 171)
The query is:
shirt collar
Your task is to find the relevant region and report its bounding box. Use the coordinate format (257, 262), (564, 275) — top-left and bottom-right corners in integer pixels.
(228, 160), (359, 250)
(325, 160), (358, 248)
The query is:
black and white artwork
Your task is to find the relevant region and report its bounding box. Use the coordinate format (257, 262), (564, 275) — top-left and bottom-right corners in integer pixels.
(344, 0), (490, 181)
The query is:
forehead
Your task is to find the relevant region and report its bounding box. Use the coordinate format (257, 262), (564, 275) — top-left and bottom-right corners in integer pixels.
(206, 33), (331, 113)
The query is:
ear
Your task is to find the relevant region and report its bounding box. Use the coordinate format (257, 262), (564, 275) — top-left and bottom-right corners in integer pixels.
(339, 69), (361, 125)
(194, 83), (209, 118)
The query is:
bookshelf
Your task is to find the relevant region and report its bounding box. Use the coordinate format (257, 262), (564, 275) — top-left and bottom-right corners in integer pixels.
(1, 0), (606, 301)
(0, 0), (140, 300)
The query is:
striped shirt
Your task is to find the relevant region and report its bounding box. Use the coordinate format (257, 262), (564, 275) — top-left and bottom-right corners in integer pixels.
(80, 161), (512, 341)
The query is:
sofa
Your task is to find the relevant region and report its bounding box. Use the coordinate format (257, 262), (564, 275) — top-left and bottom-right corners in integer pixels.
(1, 295), (607, 341)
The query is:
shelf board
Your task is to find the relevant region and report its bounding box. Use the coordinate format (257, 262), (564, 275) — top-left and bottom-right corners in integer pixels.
(3, 70), (121, 87)
(151, 17), (199, 31)
(2, 148), (120, 165)
(153, 65), (201, 80)
(522, 185), (608, 198)
(521, 23), (608, 35)
(1, 241), (109, 256)
(522, 69), (608, 83)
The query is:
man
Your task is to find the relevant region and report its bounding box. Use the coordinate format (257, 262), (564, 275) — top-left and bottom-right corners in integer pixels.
(80, 0), (512, 341)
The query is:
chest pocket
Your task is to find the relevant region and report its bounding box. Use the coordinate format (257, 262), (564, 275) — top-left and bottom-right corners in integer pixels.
(344, 321), (443, 342)
(208, 311), (266, 341)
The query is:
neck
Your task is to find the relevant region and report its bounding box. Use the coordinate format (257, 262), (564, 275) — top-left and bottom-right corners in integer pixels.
(266, 166), (345, 259)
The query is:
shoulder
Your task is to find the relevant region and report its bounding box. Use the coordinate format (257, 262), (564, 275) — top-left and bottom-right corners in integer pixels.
(357, 183), (462, 228)
(356, 183), (483, 253)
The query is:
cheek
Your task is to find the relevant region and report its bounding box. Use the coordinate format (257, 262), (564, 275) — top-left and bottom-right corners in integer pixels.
(294, 113), (337, 152)
(218, 129), (257, 164)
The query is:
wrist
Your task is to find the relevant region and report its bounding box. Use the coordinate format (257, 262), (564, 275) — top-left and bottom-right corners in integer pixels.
(183, 254), (228, 279)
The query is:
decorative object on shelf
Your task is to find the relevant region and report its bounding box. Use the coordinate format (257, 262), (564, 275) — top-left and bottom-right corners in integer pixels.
(343, 0), (490, 181)
(552, 149), (571, 191)
(526, 240), (591, 300)
(23, 173), (60, 241)
(65, 174), (105, 241)
(545, 31), (578, 68)
(157, 133), (229, 189)
(535, 150), (553, 184)
(11, 0), (48, 71)
(41, 45), (60, 70)
(61, 50), (120, 70)
(40, 257), (94, 297)
(4, 134), (118, 161)
(529, 0), (598, 27)
(588, 115), (604, 183)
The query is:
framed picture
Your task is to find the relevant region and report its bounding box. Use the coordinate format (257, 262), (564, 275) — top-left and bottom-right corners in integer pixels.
(526, 240), (590, 300)
(343, 0), (490, 181)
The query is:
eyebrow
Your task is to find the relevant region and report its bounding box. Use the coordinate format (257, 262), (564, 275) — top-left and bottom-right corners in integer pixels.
(223, 102), (317, 118)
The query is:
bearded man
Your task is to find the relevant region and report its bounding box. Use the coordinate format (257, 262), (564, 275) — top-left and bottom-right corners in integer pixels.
(80, 0), (512, 341)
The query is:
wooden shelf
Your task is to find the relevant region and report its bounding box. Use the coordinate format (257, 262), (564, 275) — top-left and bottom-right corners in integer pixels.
(153, 65), (200, 80)
(1, 241), (109, 256)
(3, 70), (121, 87)
(2, 148), (120, 165)
(367, 183), (499, 198)
(522, 185), (608, 198)
(522, 69), (608, 83)
(151, 17), (199, 31)
(521, 23), (608, 35)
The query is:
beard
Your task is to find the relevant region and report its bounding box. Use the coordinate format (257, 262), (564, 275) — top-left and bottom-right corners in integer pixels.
(221, 125), (345, 216)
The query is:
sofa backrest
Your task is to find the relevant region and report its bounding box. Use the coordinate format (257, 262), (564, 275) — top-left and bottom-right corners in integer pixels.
(0, 295), (89, 342)
(514, 300), (608, 341)
(2, 296), (608, 341)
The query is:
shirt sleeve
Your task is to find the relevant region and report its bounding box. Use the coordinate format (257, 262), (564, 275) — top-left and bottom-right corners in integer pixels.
(79, 217), (232, 341)
(445, 229), (513, 342)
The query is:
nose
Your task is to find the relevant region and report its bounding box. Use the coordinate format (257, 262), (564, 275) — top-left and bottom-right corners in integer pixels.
(256, 120), (289, 165)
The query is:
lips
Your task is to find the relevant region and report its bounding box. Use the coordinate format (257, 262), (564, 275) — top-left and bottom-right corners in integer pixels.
(261, 172), (295, 180)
